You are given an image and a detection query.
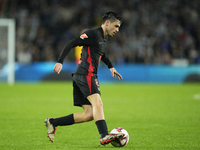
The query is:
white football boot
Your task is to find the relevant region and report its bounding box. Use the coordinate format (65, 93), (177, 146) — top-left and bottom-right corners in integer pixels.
(44, 118), (57, 142)
(100, 132), (125, 145)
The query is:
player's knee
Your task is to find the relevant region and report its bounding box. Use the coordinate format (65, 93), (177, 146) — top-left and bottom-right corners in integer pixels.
(87, 94), (103, 108)
(82, 105), (93, 122)
(86, 113), (93, 121)
(92, 97), (103, 107)
(84, 112), (93, 122)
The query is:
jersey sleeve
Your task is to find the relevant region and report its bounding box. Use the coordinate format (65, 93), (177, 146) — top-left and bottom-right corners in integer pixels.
(101, 53), (113, 69)
(57, 30), (96, 64)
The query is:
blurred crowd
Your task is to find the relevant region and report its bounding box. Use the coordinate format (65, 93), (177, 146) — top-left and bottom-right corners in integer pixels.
(0, 0), (200, 65)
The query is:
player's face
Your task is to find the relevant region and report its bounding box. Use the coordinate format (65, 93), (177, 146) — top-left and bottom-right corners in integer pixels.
(106, 20), (121, 37)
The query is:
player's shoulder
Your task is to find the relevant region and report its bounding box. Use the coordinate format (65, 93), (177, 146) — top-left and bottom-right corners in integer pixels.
(80, 27), (100, 39)
(85, 27), (100, 35)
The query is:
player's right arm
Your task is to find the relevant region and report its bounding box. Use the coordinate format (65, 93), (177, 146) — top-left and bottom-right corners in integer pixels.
(57, 30), (95, 64)
(57, 38), (80, 64)
(54, 29), (95, 74)
(53, 63), (62, 74)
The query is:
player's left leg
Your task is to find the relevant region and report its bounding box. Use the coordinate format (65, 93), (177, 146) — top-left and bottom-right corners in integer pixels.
(44, 105), (93, 142)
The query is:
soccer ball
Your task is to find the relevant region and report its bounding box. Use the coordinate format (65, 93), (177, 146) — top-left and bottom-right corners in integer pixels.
(110, 127), (129, 147)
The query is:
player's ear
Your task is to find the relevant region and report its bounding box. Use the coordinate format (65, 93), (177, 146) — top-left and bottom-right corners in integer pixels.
(105, 20), (110, 26)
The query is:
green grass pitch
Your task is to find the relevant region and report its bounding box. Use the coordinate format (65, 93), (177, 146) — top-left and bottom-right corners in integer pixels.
(0, 82), (200, 150)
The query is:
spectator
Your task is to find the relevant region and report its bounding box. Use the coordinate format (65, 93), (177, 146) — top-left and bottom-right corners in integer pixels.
(0, 0), (199, 65)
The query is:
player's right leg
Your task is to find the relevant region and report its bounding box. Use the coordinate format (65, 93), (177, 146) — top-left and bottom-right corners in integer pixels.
(44, 106), (93, 143)
(73, 105), (93, 123)
(44, 77), (94, 143)
(44, 118), (57, 142)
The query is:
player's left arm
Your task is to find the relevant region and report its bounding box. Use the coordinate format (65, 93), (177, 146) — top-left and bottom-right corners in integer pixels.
(109, 67), (123, 80)
(101, 53), (123, 80)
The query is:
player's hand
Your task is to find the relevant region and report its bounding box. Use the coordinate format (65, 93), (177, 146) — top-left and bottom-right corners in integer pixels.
(110, 67), (123, 80)
(53, 63), (62, 74)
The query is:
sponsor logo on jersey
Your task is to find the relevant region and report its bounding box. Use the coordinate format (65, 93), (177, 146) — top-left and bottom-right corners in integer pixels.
(80, 33), (88, 39)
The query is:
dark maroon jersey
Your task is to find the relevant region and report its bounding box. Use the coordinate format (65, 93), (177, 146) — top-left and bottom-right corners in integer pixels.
(57, 27), (113, 76)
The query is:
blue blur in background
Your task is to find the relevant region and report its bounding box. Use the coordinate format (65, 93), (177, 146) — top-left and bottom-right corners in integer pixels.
(1, 63), (200, 83)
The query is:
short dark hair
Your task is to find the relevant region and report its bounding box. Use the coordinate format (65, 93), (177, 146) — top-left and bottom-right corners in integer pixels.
(102, 11), (122, 24)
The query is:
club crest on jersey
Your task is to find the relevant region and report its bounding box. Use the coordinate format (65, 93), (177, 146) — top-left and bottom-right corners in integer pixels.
(80, 33), (88, 39)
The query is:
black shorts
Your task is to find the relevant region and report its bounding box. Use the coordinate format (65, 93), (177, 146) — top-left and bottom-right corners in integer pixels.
(72, 74), (101, 107)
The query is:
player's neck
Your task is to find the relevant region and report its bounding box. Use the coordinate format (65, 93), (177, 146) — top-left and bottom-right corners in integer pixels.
(101, 25), (107, 38)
